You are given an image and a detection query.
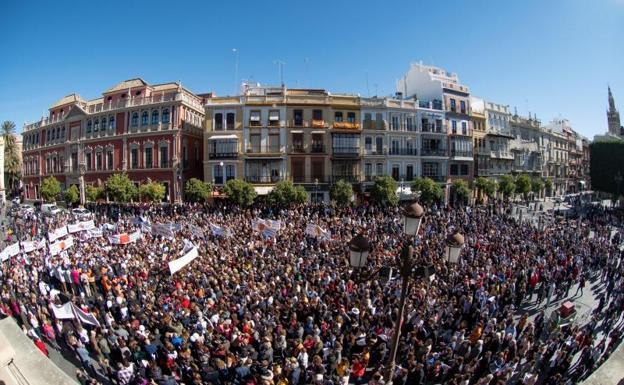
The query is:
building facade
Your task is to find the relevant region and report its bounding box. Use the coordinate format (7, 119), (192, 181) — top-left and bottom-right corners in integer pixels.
(470, 97), (488, 178)
(509, 113), (544, 178)
(21, 79), (205, 202)
(483, 101), (514, 179)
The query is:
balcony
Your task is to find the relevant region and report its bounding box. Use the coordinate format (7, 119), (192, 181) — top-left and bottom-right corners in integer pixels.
(246, 145), (283, 155)
(450, 150), (473, 158)
(333, 122), (361, 130)
(290, 144), (306, 153)
(245, 175), (283, 184)
(421, 148), (448, 157)
(422, 174), (446, 182)
(208, 152), (239, 159)
(421, 123), (445, 134)
(389, 148), (418, 156)
(363, 148), (386, 156)
(310, 144), (325, 153)
(332, 147), (360, 157)
(312, 120), (326, 128)
(363, 121), (386, 130)
(490, 150), (514, 160)
(331, 174), (360, 183)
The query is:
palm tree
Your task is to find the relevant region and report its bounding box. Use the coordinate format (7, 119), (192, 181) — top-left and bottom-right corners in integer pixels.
(2, 121), (21, 194)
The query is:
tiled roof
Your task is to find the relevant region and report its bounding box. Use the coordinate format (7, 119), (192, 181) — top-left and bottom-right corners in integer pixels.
(50, 93), (85, 109)
(104, 78), (148, 93)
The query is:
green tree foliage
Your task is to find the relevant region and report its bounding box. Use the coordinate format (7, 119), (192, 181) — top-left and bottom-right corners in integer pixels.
(515, 174), (532, 200)
(498, 174), (516, 199)
(105, 173), (137, 203)
(86, 185), (104, 202)
(411, 177), (444, 205)
(139, 182), (166, 202)
(531, 177), (544, 198)
(223, 178), (257, 206)
(64, 185), (80, 205)
(451, 179), (471, 205)
(330, 179), (353, 206)
(185, 178), (212, 202)
(543, 178), (553, 196)
(590, 141), (624, 196)
(2, 121), (21, 193)
(473, 177), (498, 203)
(484, 179), (498, 199)
(268, 180), (308, 205)
(369, 175), (398, 206)
(40, 176), (61, 202)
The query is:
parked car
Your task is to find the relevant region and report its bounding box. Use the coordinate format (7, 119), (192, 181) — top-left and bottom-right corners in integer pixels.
(41, 203), (62, 216)
(71, 208), (92, 221)
(18, 204), (35, 217)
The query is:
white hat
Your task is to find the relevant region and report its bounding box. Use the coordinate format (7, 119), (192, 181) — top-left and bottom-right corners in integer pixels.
(351, 308), (360, 316)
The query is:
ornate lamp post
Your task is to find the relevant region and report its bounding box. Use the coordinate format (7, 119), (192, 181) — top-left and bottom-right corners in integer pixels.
(79, 163), (86, 205)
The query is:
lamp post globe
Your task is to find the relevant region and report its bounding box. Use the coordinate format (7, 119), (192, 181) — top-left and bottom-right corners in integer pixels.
(403, 201), (425, 237)
(348, 234), (370, 268)
(445, 230), (465, 264)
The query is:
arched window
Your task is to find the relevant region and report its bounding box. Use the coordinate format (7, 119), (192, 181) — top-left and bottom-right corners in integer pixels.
(162, 108), (170, 123)
(101, 117), (107, 131)
(131, 112), (139, 127)
(61, 126), (66, 139)
(94, 119), (100, 132)
(141, 111), (148, 125)
(56, 126), (61, 139)
(109, 115), (115, 129)
(86, 120), (92, 134)
(151, 110), (159, 124)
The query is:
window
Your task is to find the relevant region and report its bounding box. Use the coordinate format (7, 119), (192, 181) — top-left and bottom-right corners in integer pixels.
(183, 145), (188, 168)
(311, 160), (324, 181)
(131, 148), (138, 169)
(131, 113), (139, 127)
(347, 112), (356, 123)
(61, 126), (66, 139)
(152, 110), (159, 124)
(461, 121), (467, 135)
(391, 116), (400, 131)
(141, 111), (148, 125)
(214, 164), (223, 184)
(52, 157), (57, 173)
(422, 162), (439, 177)
(94, 119), (100, 132)
(96, 152), (103, 170)
(226, 113), (235, 129)
(293, 109), (303, 126)
(460, 100), (466, 114)
(109, 116), (115, 129)
(214, 113), (223, 130)
(107, 149), (113, 170)
(376, 163), (384, 176)
(292, 133), (304, 152)
(406, 117), (414, 131)
(85, 153), (92, 171)
(406, 165), (414, 181)
(160, 146), (168, 168)
(450, 164), (458, 175)
(145, 147), (153, 168)
(101, 117), (107, 132)
(375, 113), (384, 129)
(249, 134), (261, 152)
(460, 164), (469, 175)
(332, 134), (359, 153)
(312, 109), (323, 121)
(250, 111), (261, 126)
(334, 111), (343, 122)
(450, 99), (456, 112)
(226, 165), (235, 181)
(451, 120), (457, 134)
(364, 137), (372, 151)
(268, 134), (280, 151)
(376, 137), (383, 153)
(269, 110), (280, 125)
(365, 163), (372, 178)
(56, 127), (60, 139)
(162, 108), (170, 123)
(194, 144), (200, 165)
(392, 165), (400, 180)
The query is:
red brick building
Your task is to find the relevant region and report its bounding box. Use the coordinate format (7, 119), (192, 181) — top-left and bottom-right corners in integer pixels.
(21, 78), (205, 202)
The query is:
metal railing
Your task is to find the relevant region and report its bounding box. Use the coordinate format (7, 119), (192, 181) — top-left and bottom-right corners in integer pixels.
(421, 148), (448, 156)
(332, 147), (360, 155)
(310, 144), (325, 153)
(389, 148), (418, 156)
(208, 152), (239, 159)
(246, 145), (282, 154)
(245, 175), (284, 183)
(450, 150), (473, 158)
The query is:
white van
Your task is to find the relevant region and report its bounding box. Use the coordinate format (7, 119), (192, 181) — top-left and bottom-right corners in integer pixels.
(41, 203), (62, 216)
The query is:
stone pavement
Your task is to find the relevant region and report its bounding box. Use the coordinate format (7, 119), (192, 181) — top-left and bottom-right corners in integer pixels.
(581, 342), (624, 385)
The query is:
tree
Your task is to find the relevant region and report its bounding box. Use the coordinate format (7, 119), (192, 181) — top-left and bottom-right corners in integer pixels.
(474, 177), (489, 204)
(330, 179), (353, 206)
(105, 173), (137, 203)
(268, 180), (308, 205)
(515, 174), (532, 201)
(223, 179), (257, 207)
(64, 185), (80, 205)
(86, 185), (104, 202)
(40, 176), (61, 202)
(185, 178), (212, 202)
(531, 177), (545, 200)
(139, 182), (166, 202)
(484, 179), (498, 200)
(369, 176), (399, 206)
(543, 178), (553, 197)
(451, 179), (471, 206)
(411, 177), (444, 205)
(2, 121), (21, 194)
(498, 174), (516, 200)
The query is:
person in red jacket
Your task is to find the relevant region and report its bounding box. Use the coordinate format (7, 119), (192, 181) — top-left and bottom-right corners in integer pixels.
(34, 337), (49, 357)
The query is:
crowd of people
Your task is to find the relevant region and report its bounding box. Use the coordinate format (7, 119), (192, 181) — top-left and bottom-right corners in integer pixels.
(0, 199), (623, 385)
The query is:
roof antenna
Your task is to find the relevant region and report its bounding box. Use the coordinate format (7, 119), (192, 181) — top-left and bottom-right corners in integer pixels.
(366, 71), (370, 98)
(273, 60), (285, 87)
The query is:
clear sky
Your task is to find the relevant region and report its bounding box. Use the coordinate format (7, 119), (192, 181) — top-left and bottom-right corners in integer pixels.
(1, 0), (622, 138)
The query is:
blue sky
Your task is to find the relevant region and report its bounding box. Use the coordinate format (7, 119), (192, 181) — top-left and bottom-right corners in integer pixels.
(1, 0), (622, 138)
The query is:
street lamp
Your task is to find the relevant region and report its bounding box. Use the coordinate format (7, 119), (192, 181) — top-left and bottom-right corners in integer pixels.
(445, 230), (465, 264)
(314, 178), (319, 203)
(348, 234), (370, 268)
(403, 201), (424, 237)
(219, 161), (225, 185)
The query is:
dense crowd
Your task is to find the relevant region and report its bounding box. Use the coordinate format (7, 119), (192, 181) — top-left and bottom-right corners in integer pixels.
(0, 199), (623, 385)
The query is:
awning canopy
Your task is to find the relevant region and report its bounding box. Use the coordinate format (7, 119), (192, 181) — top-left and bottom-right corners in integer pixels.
(209, 134), (238, 140)
(254, 186), (275, 195)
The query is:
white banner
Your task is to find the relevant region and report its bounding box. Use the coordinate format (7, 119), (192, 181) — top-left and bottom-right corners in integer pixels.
(305, 223), (331, 240)
(50, 236), (75, 256)
(48, 226), (68, 242)
(51, 302), (75, 320)
(108, 230), (142, 245)
(67, 220), (96, 234)
(21, 240), (46, 253)
(168, 246), (198, 275)
(50, 302), (101, 327)
(152, 223), (175, 238)
(0, 242), (21, 261)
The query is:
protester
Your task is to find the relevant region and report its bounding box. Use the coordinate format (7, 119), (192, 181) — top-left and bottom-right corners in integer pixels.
(0, 199), (623, 385)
